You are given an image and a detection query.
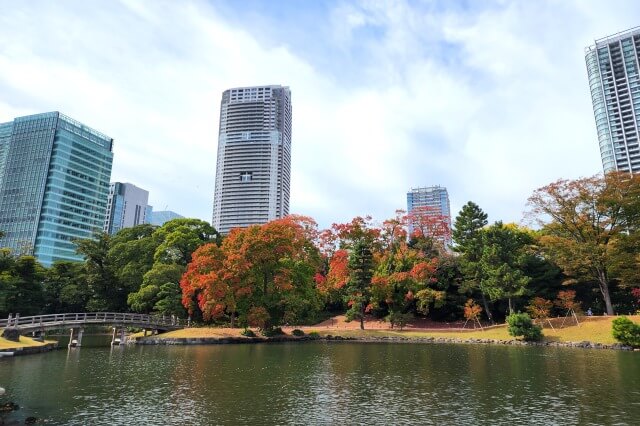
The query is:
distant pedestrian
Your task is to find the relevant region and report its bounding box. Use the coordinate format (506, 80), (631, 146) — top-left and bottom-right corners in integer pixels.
(587, 308), (593, 316)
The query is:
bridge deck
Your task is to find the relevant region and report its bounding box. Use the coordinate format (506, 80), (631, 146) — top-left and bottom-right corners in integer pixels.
(1, 313), (184, 333)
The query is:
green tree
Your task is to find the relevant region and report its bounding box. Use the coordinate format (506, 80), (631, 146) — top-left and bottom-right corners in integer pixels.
(0, 254), (45, 316)
(109, 224), (158, 297)
(345, 240), (374, 330)
(128, 263), (185, 314)
(506, 312), (542, 341)
(452, 201), (488, 253)
(42, 261), (88, 313)
(153, 218), (219, 265)
(75, 232), (123, 311)
(452, 202), (493, 322)
(479, 223), (534, 314)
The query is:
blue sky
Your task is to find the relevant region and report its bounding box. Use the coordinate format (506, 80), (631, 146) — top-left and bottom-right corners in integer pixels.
(1, 0), (639, 229)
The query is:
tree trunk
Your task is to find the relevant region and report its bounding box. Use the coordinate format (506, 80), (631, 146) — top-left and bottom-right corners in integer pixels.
(598, 270), (614, 316)
(360, 304), (365, 330)
(481, 293), (494, 324)
(230, 312), (235, 328)
(508, 298), (513, 315)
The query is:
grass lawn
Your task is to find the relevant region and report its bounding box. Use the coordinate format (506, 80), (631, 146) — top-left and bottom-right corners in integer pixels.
(148, 316), (640, 346)
(0, 335), (51, 350)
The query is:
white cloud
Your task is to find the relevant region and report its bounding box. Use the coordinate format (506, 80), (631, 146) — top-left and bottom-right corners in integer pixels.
(0, 0), (638, 230)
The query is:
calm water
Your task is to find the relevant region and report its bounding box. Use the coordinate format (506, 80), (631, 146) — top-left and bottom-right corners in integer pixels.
(0, 341), (638, 425)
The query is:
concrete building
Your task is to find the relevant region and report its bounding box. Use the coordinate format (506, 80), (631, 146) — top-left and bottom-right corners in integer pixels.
(103, 182), (151, 235)
(149, 210), (183, 227)
(212, 85), (292, 234)
(406, 185), (452, 248)
(585, 27), (640, 174)
(0, 112), (113, 265)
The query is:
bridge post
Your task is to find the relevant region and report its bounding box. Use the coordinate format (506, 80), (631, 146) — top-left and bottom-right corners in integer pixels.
(76, 328), (84, 347)
(119, 328), (126, 345)
(7, 314), (12, 327)
(111, 327), (117, 346)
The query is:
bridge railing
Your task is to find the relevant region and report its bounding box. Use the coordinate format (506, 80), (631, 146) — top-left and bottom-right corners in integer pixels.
(0, 312), (185, 329)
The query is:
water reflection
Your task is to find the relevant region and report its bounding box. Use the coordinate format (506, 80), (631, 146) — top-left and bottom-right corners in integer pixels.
(0, 343), (638, 425)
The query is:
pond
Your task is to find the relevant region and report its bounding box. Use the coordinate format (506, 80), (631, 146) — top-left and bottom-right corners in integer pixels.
(0, 341), (638, 424)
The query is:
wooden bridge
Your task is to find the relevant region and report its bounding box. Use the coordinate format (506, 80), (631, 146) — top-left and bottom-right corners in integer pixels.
(1, 313), (185, 347)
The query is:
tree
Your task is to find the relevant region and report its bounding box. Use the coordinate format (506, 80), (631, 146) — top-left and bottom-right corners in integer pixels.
(180, 216), (323, 328)
(75, 232), (123, 311)
(527, 172), (640, 315)
(527, 297), (554, 328)
(452, 202), (493, 322)
(463, 299), (483, 329)
(153, 218), (220, 265)
(344, 240), (374, 330)
(478, 223), (533, 314)
(452, 202), (488, 252)
(506, 312), (543, 341)
(109, 224), (158, 298)
(406, 206), (451, 251)
(128, 263), (185, 314)
(0, 252), (46, 316)
(42, 261), (88, 313)
(612, 317), (640, 347)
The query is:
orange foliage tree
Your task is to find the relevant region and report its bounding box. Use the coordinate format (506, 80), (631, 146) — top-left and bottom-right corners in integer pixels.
(180, 216), (323, 328)
(463, 299), (483, 328)
(527, 297), (554, 327)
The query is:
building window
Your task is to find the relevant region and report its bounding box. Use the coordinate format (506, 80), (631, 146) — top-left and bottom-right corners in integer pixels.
(240, 172), (252, 182)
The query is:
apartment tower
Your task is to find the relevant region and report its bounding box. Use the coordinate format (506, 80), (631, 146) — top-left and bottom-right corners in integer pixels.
(0, 112), (113, 265)
(406, 185), (452, 248)
(585, 27), (640, 174)
(212, 85), (291, 234)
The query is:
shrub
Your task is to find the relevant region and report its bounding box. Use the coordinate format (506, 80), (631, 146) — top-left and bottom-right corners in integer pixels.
(262, 327), (285, 337)
(386, 311), (414, 330)
(308, 331), (320, 339)
(507, 313), (543, 341)
(240, 328), (256, 337)
(612, 317), (640, 348)
(291, 329), (305, 336)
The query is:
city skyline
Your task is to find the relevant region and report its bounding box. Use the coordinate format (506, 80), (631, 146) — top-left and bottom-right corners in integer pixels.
(1, 2), (639, 229)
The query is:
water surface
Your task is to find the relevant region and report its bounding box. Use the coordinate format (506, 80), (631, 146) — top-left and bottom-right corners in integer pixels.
(0, 342), (638, 425)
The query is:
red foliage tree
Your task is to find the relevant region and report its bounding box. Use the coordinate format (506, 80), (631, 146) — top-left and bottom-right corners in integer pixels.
(180, 216), (322, 327)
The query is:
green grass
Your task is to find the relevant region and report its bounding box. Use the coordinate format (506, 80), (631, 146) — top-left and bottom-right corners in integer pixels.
(0, 335), (51, 350)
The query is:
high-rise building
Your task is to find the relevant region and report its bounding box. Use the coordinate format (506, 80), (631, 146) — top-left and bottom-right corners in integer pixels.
(585, 27), (640, 174)
(103, 182), (151, 235)
(0, 112), (113, 265)
(406, 185), (452, 248)
(212, 85), (292, 234)
(149, 210), (183, 227)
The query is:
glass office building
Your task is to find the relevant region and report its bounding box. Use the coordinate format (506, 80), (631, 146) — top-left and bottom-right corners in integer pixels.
(104, 182), (151, 235)
(585, 27), (640, 174)
(149, 210), (183, 227)
(0, 112), (113, 265)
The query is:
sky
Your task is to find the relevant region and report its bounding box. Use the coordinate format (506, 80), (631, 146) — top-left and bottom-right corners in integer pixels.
(0, 0), (638, 230)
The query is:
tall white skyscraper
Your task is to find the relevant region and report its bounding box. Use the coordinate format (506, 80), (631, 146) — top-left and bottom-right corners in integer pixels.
(212, 85), (292, 234)
(585, 27), (640, 174)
